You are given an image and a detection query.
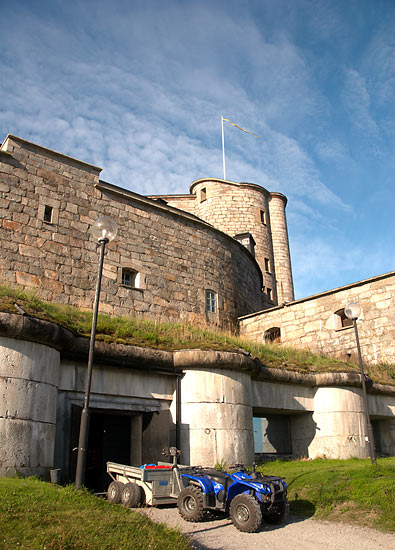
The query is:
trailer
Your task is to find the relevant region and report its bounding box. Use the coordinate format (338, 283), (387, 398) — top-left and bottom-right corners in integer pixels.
(106, 458), (187, 507)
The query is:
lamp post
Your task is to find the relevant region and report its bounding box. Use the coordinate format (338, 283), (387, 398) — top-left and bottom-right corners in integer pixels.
(344, 302), (376, 464)
(75, 216), (118, 488)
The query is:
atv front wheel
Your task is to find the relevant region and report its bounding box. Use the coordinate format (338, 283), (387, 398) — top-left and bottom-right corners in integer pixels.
(230, 494), (262, 533)
(177, 486), (204, 522)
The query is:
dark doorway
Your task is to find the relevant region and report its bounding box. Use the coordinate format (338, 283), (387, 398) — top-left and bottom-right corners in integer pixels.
(69, 406), (134, 492)
(371, 419), (382, 454)
(85, 411), (132, 492)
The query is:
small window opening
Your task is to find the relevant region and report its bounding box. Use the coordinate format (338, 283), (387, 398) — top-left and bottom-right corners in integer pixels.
(335, 308), (353, 328)
(201, 188), (207, 202)
(264, 327), (281, 344)
(267, 288), (273, 301)
(121, 268), (138, 288)
(260, 210), (266, 224)
(233, 232), (256, 257)
(43, 205), (53, 223)
(205, 289), (216, 313)
(264, 257), (271, 273)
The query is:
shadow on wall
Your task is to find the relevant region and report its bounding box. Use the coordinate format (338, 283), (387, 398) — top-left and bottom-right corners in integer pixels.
(253, 412), (317, 458)
(290, 413), (318, 457)
(171, 422), (190, 466)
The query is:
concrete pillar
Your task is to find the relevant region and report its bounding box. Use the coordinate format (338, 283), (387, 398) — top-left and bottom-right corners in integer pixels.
(309, 386), (370, 459)
(268, 193), (294, 304)
(178, 368), (254, 467)
(0, 337), (60, 477)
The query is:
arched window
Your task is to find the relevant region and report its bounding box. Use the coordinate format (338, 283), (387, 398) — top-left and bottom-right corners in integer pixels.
(264, 327), (281, 344)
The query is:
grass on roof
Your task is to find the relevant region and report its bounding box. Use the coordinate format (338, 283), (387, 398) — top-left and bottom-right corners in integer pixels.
(0, 283), (394, 385)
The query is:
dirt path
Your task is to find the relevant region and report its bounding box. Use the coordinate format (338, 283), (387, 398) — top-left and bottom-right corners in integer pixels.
(140, 505), (395, 550)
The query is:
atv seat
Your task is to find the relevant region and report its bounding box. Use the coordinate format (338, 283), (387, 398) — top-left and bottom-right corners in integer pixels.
(203, 469), (232, 489)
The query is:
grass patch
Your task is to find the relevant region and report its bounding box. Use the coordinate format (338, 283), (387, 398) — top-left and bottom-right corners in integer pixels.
(0, 477), (190, 550)
(0, 283), (394, 384)
(258, 457), (395, 532)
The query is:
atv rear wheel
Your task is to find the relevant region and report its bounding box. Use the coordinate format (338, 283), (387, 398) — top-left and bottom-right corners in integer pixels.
(177, 486), (204, 522)
(230, 494), (262, 533)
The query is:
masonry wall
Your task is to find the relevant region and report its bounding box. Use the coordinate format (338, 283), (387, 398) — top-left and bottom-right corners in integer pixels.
(191, 179), (279, 307)
(0, 136), (263, 328)
(239, 272), (395, 364)
(156, 179), (295, 309)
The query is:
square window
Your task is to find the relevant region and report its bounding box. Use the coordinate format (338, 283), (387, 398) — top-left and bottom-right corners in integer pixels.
(121, 268), (138, 288)
(43, 205), (53, 223)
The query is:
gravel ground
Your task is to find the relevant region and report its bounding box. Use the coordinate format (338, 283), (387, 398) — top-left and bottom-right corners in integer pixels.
(140, 505), (395, 550)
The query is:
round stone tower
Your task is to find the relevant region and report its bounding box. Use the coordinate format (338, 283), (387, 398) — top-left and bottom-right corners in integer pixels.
(268, 193), (295, 304)
(190, 178), (294, 307)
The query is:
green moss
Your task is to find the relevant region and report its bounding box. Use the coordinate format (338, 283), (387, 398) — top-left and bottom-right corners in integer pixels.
(0, 283), (394, 385)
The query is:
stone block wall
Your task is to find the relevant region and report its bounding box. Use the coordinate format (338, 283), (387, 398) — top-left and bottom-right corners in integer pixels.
(190, 179), (278, 308)
(0, 135), (263, 328)
(155, 178), (295, 309)
(240, 272), (395, 364)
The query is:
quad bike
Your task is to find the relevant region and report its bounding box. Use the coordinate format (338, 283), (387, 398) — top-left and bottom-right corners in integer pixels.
(177, 463), (288, 533)
(107, 449), (288, 534)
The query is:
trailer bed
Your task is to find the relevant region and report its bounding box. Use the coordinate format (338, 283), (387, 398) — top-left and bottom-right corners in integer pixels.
(107, 461), (186, 506)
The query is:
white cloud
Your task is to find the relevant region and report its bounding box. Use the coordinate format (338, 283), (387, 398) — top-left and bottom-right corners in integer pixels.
(0, 0), (393, 300)
(341, 68), (378, 135)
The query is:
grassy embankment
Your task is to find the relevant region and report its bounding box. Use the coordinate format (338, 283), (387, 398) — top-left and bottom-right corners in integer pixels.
(259, 457), (395, 532)
(0, 477), (189, 550)
(0, 283), (394, 384)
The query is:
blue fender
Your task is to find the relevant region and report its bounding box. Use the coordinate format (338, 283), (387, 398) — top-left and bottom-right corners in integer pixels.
(227, 480), (271, 503)
(180, 473), (215, 494)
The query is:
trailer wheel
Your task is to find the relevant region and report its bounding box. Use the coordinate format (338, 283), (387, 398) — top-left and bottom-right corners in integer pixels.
(121, 482), (142, 508)
(177, 486), (204, 522)
(230, 494), (262, 533)
(107, 481), (123, 504)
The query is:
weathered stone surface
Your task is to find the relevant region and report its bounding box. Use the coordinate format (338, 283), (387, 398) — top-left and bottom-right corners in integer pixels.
(240, 272), (395, 365)
(0, 139), (265, 329)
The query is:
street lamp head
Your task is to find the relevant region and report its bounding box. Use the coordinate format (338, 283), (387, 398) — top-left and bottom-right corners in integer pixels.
(92, 216), (118, 243)
(345, 302), (361, 321)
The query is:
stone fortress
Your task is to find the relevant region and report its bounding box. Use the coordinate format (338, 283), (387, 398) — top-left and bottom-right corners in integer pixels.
(0, 134), (394, 487)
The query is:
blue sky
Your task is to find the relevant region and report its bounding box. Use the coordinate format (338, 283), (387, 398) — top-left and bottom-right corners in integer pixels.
(1, 0), (394, 299)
